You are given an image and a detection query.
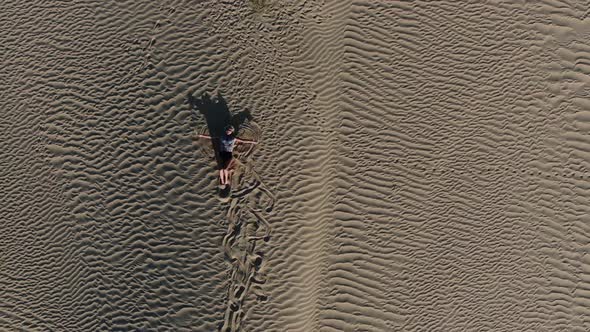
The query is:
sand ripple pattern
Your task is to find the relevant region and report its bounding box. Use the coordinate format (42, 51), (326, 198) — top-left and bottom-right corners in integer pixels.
(314, 1), (590, 331)
(6, 0), (590, 331)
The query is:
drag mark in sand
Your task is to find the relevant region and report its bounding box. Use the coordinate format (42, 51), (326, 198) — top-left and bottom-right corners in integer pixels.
(220, 121), (275, 332)
(197, 118), (275, 331)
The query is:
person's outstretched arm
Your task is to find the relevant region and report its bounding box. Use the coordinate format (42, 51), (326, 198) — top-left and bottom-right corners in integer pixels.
(235, 138), (258, 144)
(197, 134), (218, 140)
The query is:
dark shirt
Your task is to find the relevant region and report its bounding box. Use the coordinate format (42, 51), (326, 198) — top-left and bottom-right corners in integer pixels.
(220, 134), (236, 152)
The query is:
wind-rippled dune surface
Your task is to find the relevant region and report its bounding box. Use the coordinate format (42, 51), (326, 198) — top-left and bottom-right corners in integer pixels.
(3, 0), (590, 331)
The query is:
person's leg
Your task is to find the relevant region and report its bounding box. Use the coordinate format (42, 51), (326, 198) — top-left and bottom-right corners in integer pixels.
(220, 153), (229, 185)
(222, 169), (229, 185)
(223, 157), (232, 186)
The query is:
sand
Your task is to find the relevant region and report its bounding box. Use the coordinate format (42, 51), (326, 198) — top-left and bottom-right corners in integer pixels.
(3, 0), (590, 331)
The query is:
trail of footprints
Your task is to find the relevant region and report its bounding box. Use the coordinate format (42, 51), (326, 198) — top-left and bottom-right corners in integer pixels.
(215, 121), (276, 332)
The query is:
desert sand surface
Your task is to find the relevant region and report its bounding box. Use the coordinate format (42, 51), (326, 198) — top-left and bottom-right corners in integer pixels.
(4, 0), (590, 331)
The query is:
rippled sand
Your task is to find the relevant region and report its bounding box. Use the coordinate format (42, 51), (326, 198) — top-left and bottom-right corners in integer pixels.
(3, 0), (590, 331)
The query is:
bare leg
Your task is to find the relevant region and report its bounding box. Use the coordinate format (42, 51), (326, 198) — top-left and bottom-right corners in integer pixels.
(220, 169), (226, 185)
(223, 169), (229, 184)
(225, 159), (235, 186)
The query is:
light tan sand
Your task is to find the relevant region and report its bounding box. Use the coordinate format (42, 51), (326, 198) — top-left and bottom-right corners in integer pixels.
(3, 0), (590, 331)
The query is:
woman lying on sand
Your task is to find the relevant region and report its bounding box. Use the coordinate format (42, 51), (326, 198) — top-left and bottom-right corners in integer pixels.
(198, 125), (258, 186)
